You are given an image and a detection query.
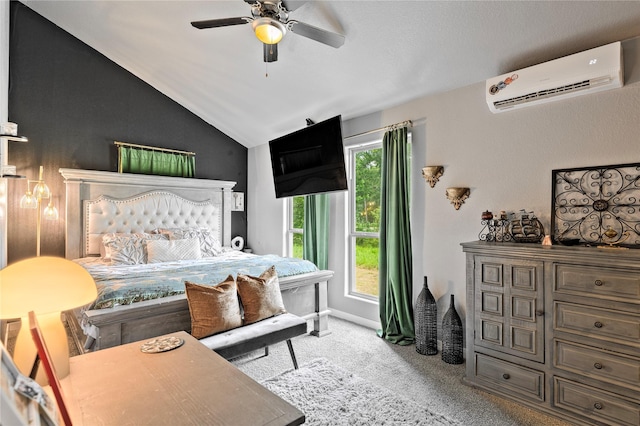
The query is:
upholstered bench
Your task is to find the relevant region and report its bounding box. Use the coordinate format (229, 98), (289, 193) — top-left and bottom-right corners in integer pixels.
(198, 312), (307, 369)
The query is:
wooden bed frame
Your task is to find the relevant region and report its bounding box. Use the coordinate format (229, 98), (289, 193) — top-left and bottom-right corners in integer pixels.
(59, 168), (332, 350)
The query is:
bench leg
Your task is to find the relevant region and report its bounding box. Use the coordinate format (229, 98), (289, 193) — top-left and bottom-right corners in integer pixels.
(286, 339), (299, 369)
(264, 346), (269, 357)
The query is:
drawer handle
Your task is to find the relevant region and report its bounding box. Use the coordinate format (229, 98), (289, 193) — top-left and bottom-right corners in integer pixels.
(594, 362), (603, 370)
(502, 373), (510, 380)
(594, 402), (603, 410)
(594, 321), (603, 328)
(535, 310), (544, 317)
(594, 279), (603, 286)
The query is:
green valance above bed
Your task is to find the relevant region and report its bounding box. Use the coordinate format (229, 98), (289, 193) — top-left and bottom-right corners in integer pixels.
(116, 142), (195, 178)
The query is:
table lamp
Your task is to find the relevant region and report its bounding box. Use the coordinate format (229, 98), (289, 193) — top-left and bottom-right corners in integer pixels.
(0, 256), (97, 384)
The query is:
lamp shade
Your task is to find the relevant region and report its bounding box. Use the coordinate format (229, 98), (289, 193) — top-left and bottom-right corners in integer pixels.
(43, 201), (59, 221)
(0, 256), (97, 319)
(33, 181), (51, 200)
(19, 191), (37, 209)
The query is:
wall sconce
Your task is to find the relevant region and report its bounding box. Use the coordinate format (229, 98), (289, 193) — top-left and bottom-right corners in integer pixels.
(0, 257), (97, 384)
(422, 166), (444, 188)
(20, 166), (58, 256)
(446, 187), (470, 210)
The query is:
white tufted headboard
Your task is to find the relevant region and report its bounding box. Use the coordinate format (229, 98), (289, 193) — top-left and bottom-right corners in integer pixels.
(83, 191), (223, 256)
(60, 169), (236, 259)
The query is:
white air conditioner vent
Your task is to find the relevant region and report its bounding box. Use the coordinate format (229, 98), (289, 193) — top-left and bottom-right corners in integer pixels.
(486, 42), (623, 113)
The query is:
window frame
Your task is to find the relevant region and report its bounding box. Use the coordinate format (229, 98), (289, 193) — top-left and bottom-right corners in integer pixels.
(286, 196), (304, 258)
(348, 141), (382, 302)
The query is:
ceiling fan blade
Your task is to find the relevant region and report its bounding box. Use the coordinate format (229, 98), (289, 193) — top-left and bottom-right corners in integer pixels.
(288, 21), (345, 48)
(263, 43), (278, 62)
(191, 17), (250, 29)
(281, 1), (310, 11)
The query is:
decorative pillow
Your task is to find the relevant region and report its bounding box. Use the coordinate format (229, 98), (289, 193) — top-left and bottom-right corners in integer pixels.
(156, 227), (222, 257)
(99, 232), (135, 260)
(102, 233), (167, 265)
(146, 237), (202, 263)
(185, 276), (242, 339)
(236, 266), (286, 325)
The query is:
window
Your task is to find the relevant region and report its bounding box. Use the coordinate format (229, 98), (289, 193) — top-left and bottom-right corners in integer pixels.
(287, 195), (304, 258)
(349, 143), (382, 299)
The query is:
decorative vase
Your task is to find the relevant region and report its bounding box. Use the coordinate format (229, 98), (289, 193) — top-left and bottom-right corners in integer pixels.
(442, 294), (463, 364)
(414, 277), (438, 355)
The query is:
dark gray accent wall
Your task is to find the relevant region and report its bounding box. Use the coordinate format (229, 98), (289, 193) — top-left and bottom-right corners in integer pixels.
(7, 1), (247, 263)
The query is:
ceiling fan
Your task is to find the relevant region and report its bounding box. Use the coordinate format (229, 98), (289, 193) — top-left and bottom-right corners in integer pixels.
(191, 0), (345, 63)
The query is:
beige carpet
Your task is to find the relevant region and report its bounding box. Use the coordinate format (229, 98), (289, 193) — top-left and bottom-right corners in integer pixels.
(235, 316), (574, 426)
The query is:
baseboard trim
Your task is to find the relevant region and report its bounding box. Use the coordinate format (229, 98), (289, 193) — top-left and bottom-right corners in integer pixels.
(328, 309), (380, 330)
(328, 311), (463, 354)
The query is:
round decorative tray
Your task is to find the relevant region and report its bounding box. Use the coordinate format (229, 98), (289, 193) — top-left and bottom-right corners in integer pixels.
(140, 336), (184, 353)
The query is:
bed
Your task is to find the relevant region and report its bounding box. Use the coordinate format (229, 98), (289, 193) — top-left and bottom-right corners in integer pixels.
(59, 168), (333, 351)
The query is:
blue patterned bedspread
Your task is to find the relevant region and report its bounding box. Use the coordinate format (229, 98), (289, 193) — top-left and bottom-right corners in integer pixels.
(76, 252), (318, 310)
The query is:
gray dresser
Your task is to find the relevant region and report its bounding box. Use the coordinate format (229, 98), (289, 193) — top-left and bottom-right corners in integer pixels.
(461, 241), (639, 425)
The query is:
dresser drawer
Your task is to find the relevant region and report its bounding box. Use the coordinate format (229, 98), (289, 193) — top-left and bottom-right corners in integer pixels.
(555, 264), (640, 303)
(554, 377), (640, 426)
(555, 340), (640, 391)
(474, 353), (544, 401)
(555, 302), (640, 348)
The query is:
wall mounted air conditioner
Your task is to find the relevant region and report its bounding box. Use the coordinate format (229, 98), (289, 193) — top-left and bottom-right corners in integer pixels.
(486, 41), (623, 113)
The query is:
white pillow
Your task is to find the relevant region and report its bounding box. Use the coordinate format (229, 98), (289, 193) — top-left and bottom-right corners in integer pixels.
(146, 237), (202, 263)
(102, 233), (167, 265)
(155, 227), (222, 257)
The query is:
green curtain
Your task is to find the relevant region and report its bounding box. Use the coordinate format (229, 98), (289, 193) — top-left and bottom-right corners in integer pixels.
(119, 146), (195, 178)
(302, 193), (329, 270)
(377, 126), (414, 345)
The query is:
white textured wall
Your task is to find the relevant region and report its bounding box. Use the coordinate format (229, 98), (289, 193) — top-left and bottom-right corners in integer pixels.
(1, 0), (9, 268)
(248, 37), (640, 326)
(247, 143), (287, 256)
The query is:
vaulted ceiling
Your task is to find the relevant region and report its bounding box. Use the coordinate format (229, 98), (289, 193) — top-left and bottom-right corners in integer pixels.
(20, 1), (640, 148)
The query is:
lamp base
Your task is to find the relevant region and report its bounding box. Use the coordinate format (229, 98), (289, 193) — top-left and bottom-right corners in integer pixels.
(13, 311), (69, 385)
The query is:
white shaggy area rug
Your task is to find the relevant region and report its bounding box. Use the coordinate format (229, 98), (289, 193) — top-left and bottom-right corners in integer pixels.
(260, 358), (458, 425)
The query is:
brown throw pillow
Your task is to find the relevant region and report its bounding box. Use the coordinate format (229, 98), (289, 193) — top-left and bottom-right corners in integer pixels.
(236, 266), (286, 325)
(185, 276), (242, 339)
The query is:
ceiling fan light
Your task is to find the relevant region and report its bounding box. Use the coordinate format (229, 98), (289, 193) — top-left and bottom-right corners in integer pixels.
(253, 18), (285, 45)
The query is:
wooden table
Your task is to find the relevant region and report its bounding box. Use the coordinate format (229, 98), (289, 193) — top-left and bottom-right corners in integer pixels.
(62, 331), (304, 425)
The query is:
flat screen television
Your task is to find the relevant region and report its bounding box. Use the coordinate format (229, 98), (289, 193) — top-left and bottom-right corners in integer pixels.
(269, 115), (348, 198)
